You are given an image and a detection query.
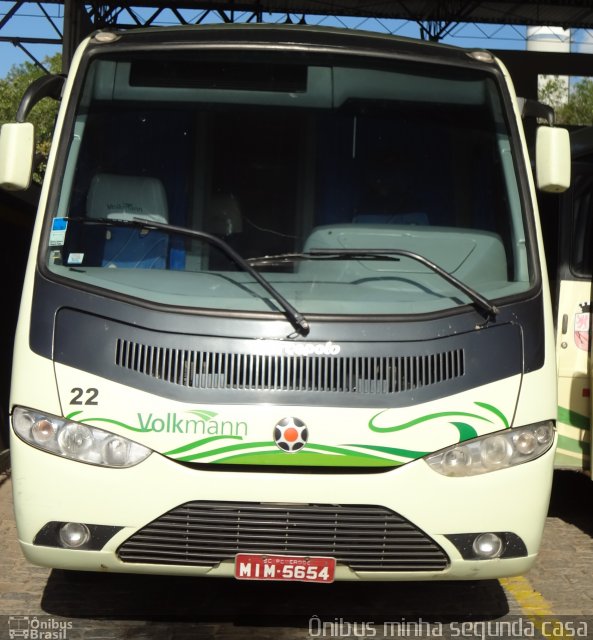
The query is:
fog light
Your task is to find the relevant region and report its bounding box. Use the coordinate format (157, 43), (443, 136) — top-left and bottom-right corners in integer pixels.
(472, 532), (503, 559)
(59, 522), (90, 548)
(447, 532), (527, 560)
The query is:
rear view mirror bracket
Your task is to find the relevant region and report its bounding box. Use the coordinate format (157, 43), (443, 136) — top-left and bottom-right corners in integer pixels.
(518, 98), (554, 126)
(16, 74), (65, 122)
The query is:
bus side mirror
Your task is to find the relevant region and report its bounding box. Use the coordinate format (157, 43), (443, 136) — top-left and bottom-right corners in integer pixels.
(536, 126), (571, 193)
(0, 73), (64, 192)
(0, 122), (35, 191)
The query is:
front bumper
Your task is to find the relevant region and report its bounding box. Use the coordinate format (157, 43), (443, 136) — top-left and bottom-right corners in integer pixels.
(10, 430), (556, 581)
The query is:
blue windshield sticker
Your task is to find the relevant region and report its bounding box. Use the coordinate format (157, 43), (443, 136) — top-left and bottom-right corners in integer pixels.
(49, 217), (68, 246)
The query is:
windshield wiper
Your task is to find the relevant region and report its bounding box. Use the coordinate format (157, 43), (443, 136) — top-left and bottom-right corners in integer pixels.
(248, 248), (499, 319)
(62, 217), (310, 336)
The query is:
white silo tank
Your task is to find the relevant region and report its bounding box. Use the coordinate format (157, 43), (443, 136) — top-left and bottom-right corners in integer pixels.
(527, 26), (571, 53)
(527, 27), (570, 106)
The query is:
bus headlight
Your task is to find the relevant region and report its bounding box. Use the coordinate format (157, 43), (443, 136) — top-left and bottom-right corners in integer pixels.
(12, 407), (152, 468)
(425, 422), (555, 477)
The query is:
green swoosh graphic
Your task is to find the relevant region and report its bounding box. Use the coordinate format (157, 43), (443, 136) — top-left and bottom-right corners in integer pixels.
(76, 417), (146, 433)
(177, 442), (379, 463)
(475, 402), (509, 429)
(304, 443), (389, 460)
(368, 408), (493, 434)
(451, 422), (478, 441)
(66, 413), (228, 439)
(187, 410), (218, 421)
(213, 451), (402, 467)
(174, 441), (410, 465)
(345, 444), (428, 459)
(174, 442), (364, 463)
(176, 441), (273, 462)
(164, 436), (242, 457)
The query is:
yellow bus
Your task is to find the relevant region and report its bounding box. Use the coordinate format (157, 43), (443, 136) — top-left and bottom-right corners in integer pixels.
(0, 24), (570, 582)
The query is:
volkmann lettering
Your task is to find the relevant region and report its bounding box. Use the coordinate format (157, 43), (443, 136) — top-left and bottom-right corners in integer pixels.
(138, 413), (248, 436)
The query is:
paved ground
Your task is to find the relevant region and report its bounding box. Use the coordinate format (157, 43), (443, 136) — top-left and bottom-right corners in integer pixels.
(1, 468), (593, 639)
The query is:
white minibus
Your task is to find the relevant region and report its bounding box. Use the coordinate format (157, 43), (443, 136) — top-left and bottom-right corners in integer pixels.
(0, 24), (570, 582)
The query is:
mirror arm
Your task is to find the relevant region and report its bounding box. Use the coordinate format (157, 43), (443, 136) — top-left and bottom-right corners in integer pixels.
(517, 98), (555, 126)
(16, 74), (65, 123)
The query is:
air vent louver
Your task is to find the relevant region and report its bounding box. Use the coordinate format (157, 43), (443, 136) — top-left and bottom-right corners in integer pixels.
(115, 338), (464, 394)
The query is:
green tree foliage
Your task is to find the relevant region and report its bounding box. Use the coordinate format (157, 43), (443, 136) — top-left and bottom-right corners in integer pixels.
(0, 54), (62, 182)
(539, 75), (593, 126)
(538, 75), (568, 112)
(557, 78), (593, 126)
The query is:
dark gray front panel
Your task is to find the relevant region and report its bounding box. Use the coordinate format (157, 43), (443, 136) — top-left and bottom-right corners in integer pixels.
(54, 307), (522, 408)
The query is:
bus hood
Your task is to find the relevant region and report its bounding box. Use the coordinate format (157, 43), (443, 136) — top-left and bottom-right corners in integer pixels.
(52, 312), (524, 468)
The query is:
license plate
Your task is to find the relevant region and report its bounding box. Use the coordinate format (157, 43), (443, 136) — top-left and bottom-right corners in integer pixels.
(235, 553), (336, 583)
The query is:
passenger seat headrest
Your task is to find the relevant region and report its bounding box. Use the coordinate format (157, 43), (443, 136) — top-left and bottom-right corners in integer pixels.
(87, 173), (169, 224)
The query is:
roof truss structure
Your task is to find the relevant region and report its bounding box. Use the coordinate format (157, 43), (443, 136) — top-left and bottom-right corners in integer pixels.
(2, 1), (593, 72)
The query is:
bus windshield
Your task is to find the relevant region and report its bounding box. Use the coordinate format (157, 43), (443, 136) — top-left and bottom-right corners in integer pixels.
(46, 50), (531, 317)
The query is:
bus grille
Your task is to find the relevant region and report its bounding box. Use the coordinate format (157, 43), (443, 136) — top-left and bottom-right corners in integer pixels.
(115, 338), (464, 394)
(117, 501), (450, 572)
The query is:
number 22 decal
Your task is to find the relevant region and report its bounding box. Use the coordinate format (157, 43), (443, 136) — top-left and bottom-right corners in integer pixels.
(70, 387), (99, 405)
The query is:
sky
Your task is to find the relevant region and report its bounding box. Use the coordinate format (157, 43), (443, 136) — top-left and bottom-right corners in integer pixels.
(2, 2), (593, 79)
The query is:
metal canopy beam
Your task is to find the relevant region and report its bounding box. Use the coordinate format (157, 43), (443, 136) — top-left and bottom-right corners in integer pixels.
(3, 1), (593, 73)
(41, 1), (593, 30)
